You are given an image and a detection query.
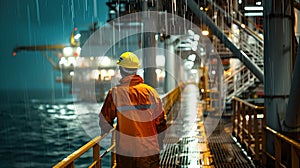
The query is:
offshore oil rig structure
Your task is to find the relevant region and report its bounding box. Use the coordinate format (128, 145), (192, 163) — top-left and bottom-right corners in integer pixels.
(14, 0), (300, 167)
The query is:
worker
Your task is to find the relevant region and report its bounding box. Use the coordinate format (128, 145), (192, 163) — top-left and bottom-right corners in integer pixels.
(99, 52), (167, 168)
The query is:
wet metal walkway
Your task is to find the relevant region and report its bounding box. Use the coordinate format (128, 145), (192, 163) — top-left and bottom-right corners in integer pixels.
(160, 84), (254, 168)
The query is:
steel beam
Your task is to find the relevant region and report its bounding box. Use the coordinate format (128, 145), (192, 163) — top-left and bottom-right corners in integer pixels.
(186, 0), (264, 82)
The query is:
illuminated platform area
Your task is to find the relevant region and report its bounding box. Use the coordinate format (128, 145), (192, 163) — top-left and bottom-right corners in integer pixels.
(160, 84), (254, 168)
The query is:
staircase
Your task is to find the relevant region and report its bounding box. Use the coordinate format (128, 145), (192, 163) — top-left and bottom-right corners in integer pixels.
(201, 0), (264, 102)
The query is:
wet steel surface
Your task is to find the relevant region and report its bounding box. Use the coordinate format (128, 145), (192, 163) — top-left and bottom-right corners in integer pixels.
(160, 84), (254, 168)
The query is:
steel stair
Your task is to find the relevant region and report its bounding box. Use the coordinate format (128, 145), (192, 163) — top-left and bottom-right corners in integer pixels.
(187, 0), (264, 102)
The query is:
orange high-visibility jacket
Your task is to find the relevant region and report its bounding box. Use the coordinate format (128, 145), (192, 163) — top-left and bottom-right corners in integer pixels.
(99, 75), (167, 157)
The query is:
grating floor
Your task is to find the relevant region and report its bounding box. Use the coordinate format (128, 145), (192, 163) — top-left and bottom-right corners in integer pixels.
(207, 120), (255, 168)
(160, 84), (254, 168)
(160, 84), (211, 168)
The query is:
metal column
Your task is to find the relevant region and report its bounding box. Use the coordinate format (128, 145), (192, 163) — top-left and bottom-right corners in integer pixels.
(263, 0), (293, 162)
(285, 43), (300, 131)
(165, 38), (177, 92)
(142, 0), (157, 88)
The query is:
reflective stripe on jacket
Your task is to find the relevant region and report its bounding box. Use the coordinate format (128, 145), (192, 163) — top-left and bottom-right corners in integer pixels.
(99, 75), (167, 157)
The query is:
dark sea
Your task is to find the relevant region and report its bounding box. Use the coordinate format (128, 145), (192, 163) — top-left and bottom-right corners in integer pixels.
(0, 89), (111, 168)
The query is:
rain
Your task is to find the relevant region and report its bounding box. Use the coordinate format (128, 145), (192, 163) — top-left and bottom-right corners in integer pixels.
(0, 0), (280, 167)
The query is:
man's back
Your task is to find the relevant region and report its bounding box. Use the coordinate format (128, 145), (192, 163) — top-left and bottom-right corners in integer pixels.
(100, 74), (166, 156)
(99, 52), (166, 168)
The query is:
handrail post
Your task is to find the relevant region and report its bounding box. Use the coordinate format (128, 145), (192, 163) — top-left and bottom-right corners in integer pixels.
(254, 108), (259, 163)
(262, 108), (267, 167)
(291, 146), (299, 168)
(66, 162), (74, 168)
(111, 130), (117, 168)
(274, 135), (281, 168)
(242, 103), (246, 146)
(237, 101), (241, 141)
(247, 107), (252, 153)
(232, 99), (236, 137)
(93, 143), (100, 168)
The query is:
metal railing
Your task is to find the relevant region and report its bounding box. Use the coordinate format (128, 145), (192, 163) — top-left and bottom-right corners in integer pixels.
(205, 0), (264, 100)
(263, 127), (300, 168)
(225, 65), (256, 102)
(53, 85), (182, 168)
(232, 96), (264, 165)
(53, 128), (116, 168)
(232, 96), (300, 167)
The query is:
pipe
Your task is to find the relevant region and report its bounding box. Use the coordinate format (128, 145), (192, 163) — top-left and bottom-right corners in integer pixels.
(263, 0), (293, 165)
(142, 0), (157, 88)
(165, 38), (177, 92)
(186, 0), (264, 82)
(285, 43), (300, 129)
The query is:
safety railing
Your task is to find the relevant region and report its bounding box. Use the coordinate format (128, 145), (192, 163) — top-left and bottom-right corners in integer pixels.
(203, 89), (220, 112)
(53, 128), (116, 168)
(232, 96), (264, 165)
(263, 127), (300, 168)
(232, 97), (300, 167)
(53, 85), (182, 168)
(225, 65), (256, 102)
(161, 85), (182, 114)
(162, 84), (183, 125)
(206, 0), (263, 100)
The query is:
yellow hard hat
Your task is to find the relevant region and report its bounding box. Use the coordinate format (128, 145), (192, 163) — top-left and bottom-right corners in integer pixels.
(117, 52), (140, 68)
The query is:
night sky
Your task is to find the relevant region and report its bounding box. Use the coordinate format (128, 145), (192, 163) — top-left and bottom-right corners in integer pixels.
(0, 0), (108, 91)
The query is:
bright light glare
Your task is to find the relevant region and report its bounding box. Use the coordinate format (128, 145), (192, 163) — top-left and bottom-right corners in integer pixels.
(74, 33), (81, 40)
(188, 29), (195, 35)
(191, 41), (198, 51)
(156, 55), (165, 67)
(256, 2), (262, 5)
(184, 61), (194, 69)
(63, 47), (73, 57)
(100, 69), (107, 76)
(155, 69), (161, 74)
(59, 57), (67, 65)
(193, 34), (200, 41)
(191, 69), (198, 73)
(202, 30), (209, 36)
(76, 47), (81, 54)
(108, 69), (115, 76)
(244, 6), (263, 11)
(244, 12), (263, 16)
(68, 57), (76, 66)
(212, 70), (216, 75)
(59, 57), (70, 66)
(241, 24), (246, 28)
(91, 70), (100, 80)
(100, 56), (111, 66)
(188, 54), (196, 61)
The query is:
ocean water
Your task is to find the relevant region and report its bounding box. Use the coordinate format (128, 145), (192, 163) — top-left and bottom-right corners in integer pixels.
(0, 90), (111, 168)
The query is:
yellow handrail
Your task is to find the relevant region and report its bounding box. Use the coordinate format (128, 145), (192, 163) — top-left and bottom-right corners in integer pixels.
(232, 96), (300, 167)
(53, 128), (116, 168)
(232, 96), (264, 165)
(263, 126), (300, 168)
(53, 85), (183, 168)
(232, 96), (264, 110)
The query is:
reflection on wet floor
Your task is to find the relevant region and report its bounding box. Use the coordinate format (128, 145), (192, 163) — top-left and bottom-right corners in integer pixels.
(160, 84), (254, 168)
